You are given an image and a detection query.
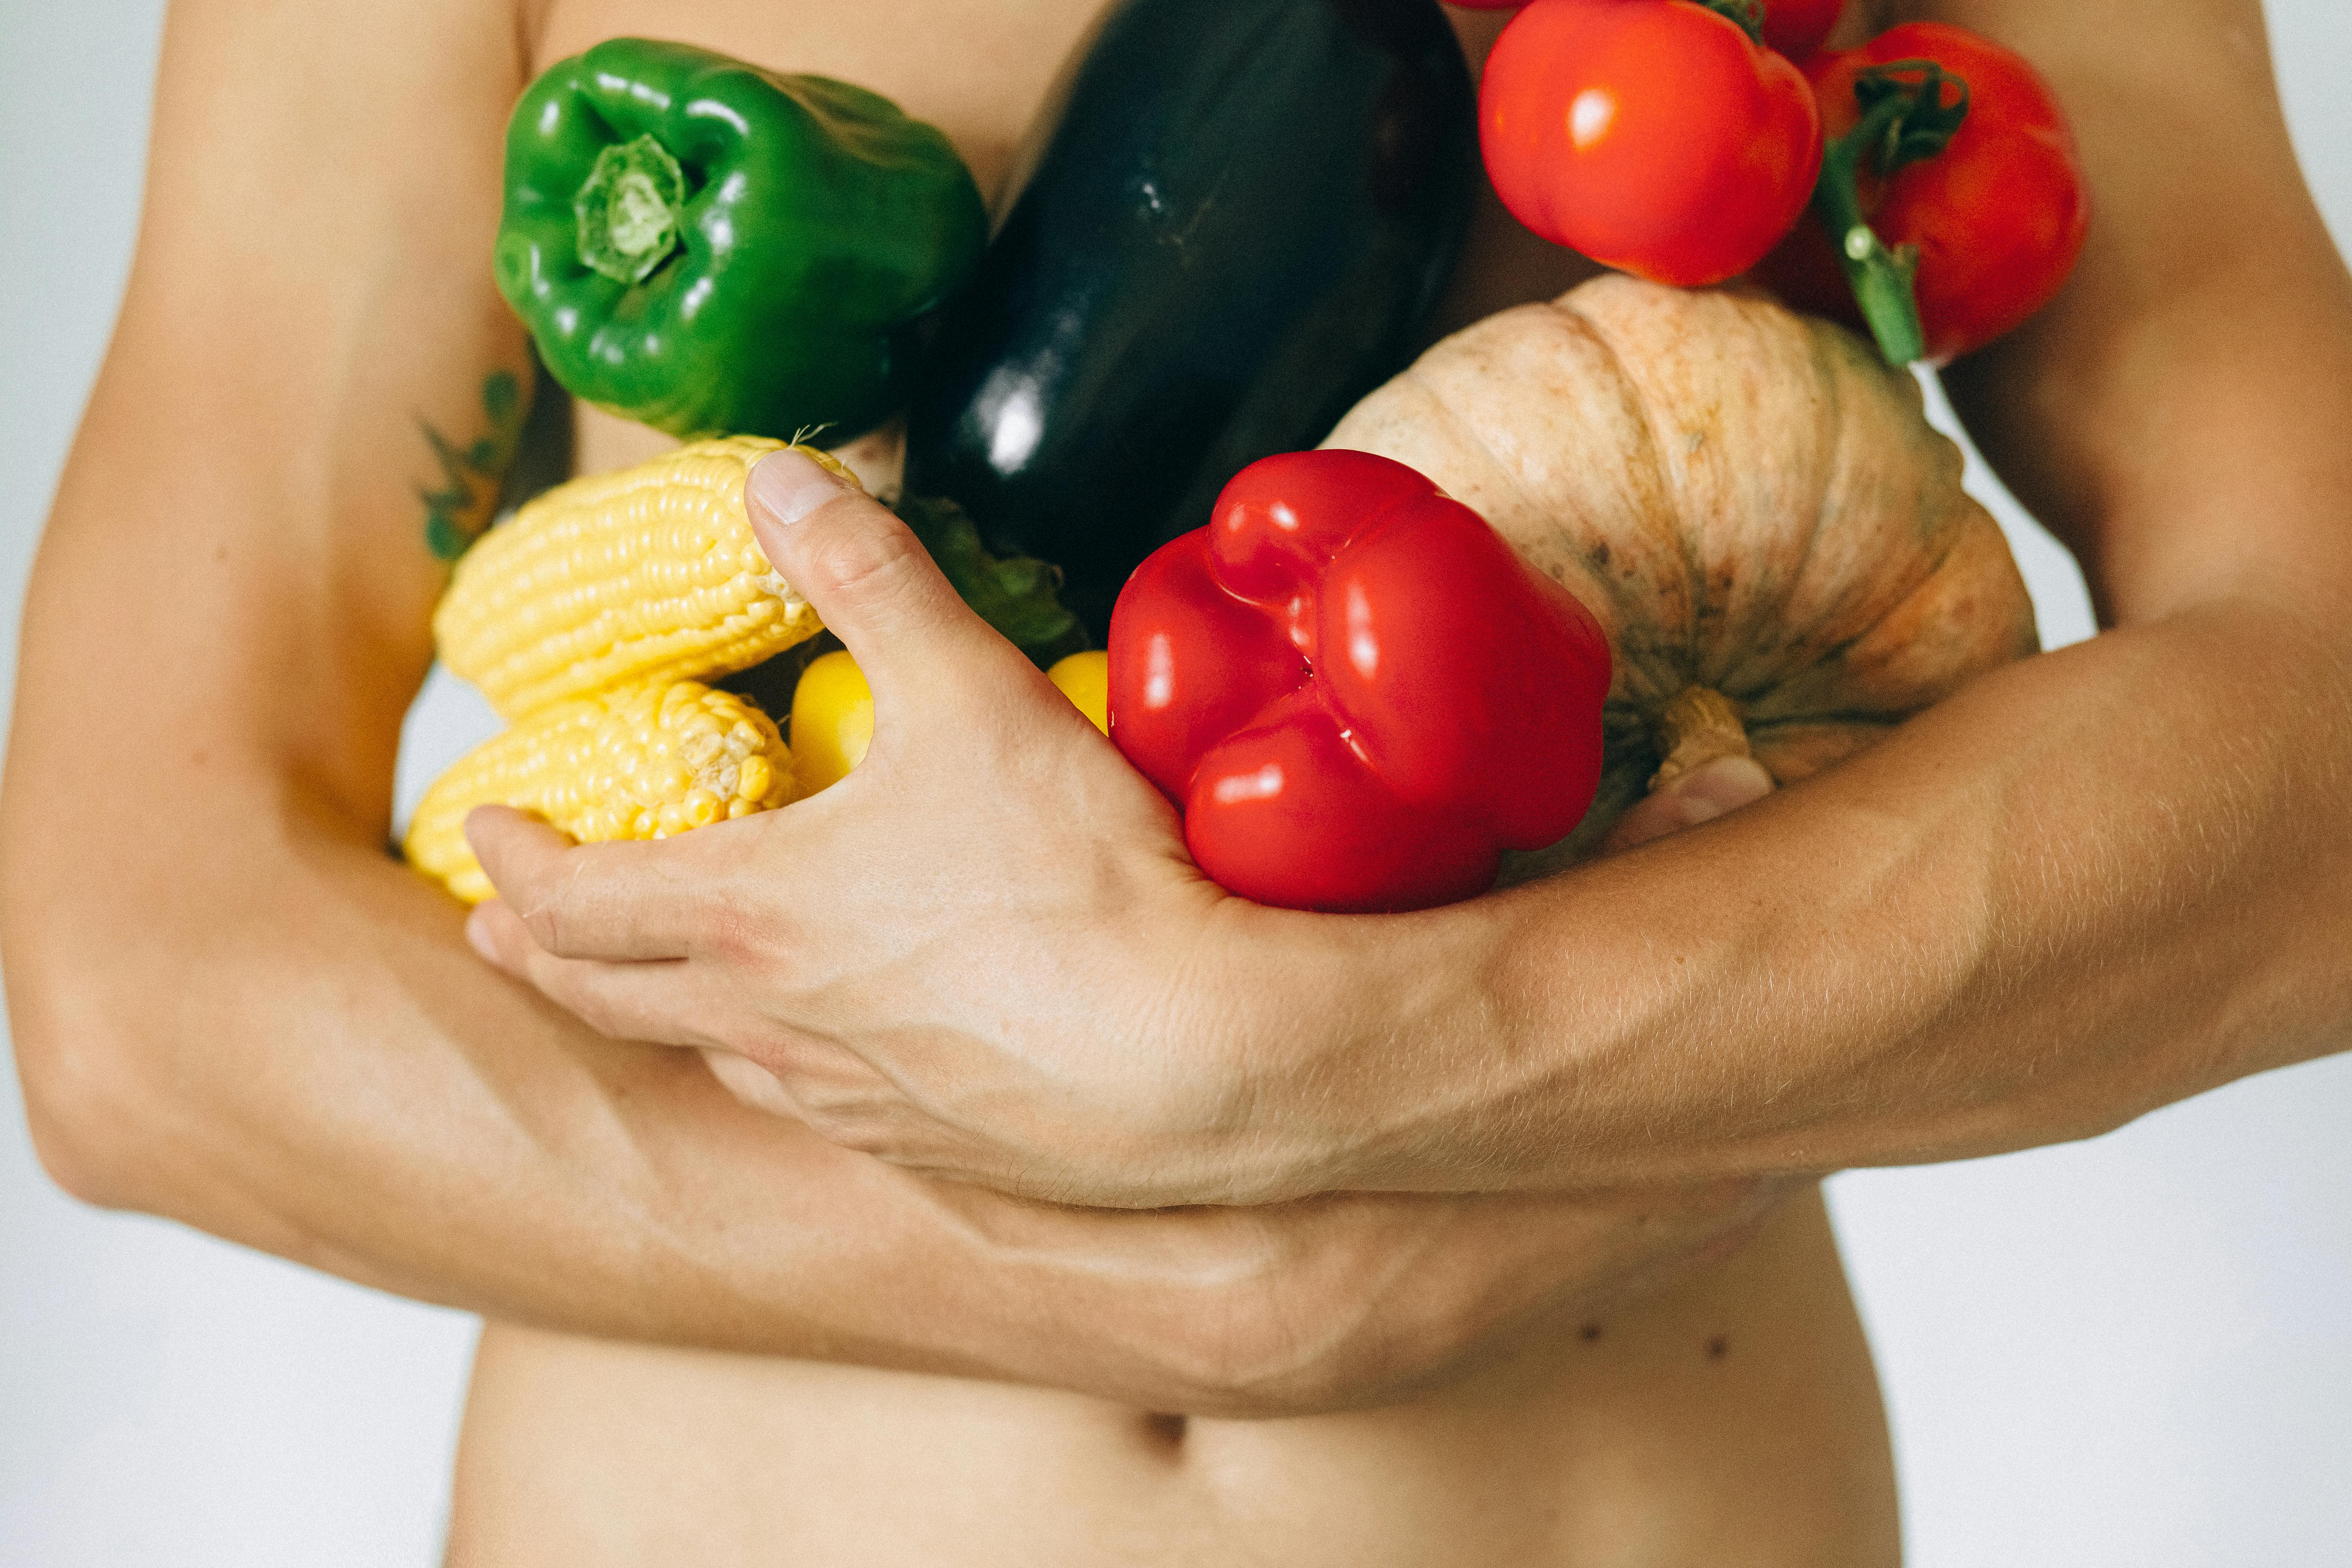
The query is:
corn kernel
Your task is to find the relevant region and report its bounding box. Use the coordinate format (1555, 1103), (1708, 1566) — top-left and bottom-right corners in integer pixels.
(434, 437), (861, 718)
(736, 755), (772, 803)
(404, 677), (797, 903)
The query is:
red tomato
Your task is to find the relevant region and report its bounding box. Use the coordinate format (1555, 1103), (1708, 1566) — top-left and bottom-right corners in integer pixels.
(1480, 0), (1823, 286)
(1451, 0), (1840, 48)
(1758, 0), (1842, 58)
(1751, 21), (2089, 362)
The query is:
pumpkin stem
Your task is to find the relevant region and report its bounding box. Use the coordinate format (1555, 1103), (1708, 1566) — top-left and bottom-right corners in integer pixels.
(1808, 60), (1971, 366)
(1649, 685), (1753, 789)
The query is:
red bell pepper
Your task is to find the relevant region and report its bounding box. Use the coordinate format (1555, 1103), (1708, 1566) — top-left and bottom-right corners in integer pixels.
(1107, 450), (1611, 914)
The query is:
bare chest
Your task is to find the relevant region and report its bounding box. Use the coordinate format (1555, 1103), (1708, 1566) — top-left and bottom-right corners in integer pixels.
(525, 0), (1586, 475)
(530, 0), (1115, 204)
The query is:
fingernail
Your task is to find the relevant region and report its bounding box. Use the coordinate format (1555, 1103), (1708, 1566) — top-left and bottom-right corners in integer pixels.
(1669, 755), (1776, 827)
(464, 903), (499, 963)
(747, 449), (850, 530)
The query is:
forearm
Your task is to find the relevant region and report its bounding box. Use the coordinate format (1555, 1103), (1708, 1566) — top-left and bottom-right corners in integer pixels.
(11, 766), (1371, 1407)
(360, 0), (2344, 1224)
(8, 783), (867, 1346)
(1316, 0), (2352, 1193)
(2, 0), (1043, 1394)
(1443, 599), (2352, 1188)
(7, 0), (1747, 1407)
(16, 739), (1752, 1413)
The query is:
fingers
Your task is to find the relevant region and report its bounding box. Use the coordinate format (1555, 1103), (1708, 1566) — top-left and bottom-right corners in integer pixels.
(471, 892), (920, 1138)
(747, 449), (1015, 710)
(464, 804), (722, 961)
(1598, 755), (1777, 854)
(465, 895), (716, 1047)
(698, 1047), (809, 1119)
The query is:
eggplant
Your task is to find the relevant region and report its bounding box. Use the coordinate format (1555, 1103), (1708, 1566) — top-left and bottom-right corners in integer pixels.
(902, 0), (1477, 637)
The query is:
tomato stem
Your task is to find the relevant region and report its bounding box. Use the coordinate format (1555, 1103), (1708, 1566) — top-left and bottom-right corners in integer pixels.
(1694, 0), (1765, 46)
(1814, 139), (1926, 364)
(1810, 60), (1969, 365)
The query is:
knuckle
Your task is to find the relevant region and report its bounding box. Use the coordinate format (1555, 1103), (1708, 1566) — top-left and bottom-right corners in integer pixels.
(1161, 1303), (1362, 1416)
(799, 508), (926, 605)
(792, 1098), (891, 1157)
(522, 843), (625, 958)
(707, 1012), (787, 1071)
(519, 899), (570, 957)
(1142, 1243), (1341, 1407)
(694, 898), (774, 968)
(1162, 1208), (1479, 1412)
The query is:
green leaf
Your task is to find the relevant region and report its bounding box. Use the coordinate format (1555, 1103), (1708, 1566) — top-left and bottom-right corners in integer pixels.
(891, 493), (1090, 668)
(1852, 60), (1971, 177)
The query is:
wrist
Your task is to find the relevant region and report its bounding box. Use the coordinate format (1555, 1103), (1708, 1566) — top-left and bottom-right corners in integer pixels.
(1187, 894), (1518, 1200)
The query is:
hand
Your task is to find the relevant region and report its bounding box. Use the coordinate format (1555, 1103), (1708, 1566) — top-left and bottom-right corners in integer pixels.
(465, 450), (1779, 1204)
(466, 450), (1269, 1202)
(863, 1156), (1788, 1416)
(686, 735), (1768, 1130)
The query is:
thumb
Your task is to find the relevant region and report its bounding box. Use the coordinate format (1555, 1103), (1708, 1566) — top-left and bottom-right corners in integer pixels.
(746, 447), (1006, 703)
(1598, 754), (1777, 855)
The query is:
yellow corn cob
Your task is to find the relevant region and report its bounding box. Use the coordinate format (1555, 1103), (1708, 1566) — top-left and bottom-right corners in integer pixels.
(434, 436), (857, 719)
(404, 677), (796, 904)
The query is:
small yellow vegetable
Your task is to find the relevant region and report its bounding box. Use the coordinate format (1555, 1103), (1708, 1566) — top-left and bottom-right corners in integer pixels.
(433, 436), (856, 719)
(788, 648), (1110, 798)
(404, 677), (795, 903)
(788, 651), (874, 797)
(1047, 651), (1109, 735)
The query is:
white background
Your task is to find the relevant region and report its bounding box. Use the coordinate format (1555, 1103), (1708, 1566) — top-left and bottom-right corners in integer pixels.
(3, 1), (2348, 1562)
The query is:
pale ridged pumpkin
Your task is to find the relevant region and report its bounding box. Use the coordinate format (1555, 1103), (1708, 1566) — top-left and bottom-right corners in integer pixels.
(1321, 274), (2038, 874)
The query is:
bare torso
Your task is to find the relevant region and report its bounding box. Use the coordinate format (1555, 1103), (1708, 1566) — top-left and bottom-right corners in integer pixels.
(447, 3), (1897, 1561)
(452, 1187), (1893, 1565)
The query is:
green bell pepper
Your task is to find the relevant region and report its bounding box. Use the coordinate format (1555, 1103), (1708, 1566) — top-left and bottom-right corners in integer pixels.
(494, 38), (988, 442)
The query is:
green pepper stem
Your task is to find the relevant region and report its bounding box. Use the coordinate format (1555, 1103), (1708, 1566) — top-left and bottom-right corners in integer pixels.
(1808, 60), (1969, 366)
(576, 134), (688, 286)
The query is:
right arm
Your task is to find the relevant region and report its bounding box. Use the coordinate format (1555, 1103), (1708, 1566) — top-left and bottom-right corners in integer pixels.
(0, 0), (1762, 1417)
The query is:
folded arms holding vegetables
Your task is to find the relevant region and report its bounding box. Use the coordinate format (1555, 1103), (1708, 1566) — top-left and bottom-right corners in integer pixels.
(6, 0), (2351, 1407)
(466, 244), (2352, 1206)
(458, 1), (2352, 1210)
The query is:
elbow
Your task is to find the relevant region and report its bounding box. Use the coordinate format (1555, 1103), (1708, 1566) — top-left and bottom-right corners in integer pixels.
(6, 944), (163, 1213)
(19, 1076), (131, 1211)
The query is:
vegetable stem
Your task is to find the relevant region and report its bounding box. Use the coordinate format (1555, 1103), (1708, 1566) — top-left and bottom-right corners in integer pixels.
(1695, 0), (1766, 45)
(1814, 132), (1927, 364)
(1649, 685), (1752, 788)
(575, 134), (688, 286)
(1809, 60), (1969, 366)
